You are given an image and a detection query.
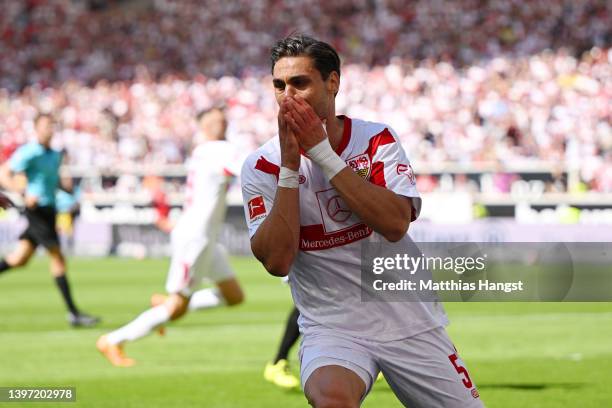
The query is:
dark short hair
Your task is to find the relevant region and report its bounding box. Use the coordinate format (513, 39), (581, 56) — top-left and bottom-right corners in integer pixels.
(196, 106), (225, 121)
(270, 34), (341, 80)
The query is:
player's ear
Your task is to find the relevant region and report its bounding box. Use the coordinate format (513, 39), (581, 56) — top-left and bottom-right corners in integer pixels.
(327, 71), (340, 97)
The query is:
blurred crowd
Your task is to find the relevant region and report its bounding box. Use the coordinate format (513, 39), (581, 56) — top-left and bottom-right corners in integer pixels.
(1, 0), (609, 88)
(0, 0), (610, 193)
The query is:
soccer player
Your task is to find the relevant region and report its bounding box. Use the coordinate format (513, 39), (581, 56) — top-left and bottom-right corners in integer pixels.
(0, 113), (100, 327)
(241, 35), (483, 407)
(97, 108), (245, 367)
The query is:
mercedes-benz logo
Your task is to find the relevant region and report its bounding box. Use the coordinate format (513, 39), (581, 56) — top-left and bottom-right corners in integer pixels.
(326, 195), (352, 222)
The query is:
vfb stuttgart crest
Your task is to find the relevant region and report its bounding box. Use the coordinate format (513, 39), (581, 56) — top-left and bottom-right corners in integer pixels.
(346, 154), (371, 179)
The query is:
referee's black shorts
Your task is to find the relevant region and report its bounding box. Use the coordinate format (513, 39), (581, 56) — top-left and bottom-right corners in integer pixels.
(19, 206), (60, 250)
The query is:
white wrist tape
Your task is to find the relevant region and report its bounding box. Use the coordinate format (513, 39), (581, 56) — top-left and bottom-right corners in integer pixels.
(278, 167), (299, 188)
(307, 139), (346, 180)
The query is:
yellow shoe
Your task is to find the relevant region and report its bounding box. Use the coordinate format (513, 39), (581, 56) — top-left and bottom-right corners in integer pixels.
(150, 294), (168, 336)
(96, 335), (135, 367)
(264, 360), (300, 389)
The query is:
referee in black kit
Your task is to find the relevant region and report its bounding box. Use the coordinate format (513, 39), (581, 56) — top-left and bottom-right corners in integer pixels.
(0, 113), (99, 327)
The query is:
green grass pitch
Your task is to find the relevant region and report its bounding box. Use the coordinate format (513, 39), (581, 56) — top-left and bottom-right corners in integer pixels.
(1, 256), (611, 407)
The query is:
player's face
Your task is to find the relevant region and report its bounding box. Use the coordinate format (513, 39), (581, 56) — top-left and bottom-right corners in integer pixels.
(272, 56), (339, 120)
(35, 117), (54, 146)
(199, 110), (227, 140)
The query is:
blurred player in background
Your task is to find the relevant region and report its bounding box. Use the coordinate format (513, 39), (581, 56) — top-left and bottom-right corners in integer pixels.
(142, 173), (173, 234)
(97, 107), (245, 367)
(55, 182), (81, 254)
(0, 113), (100, 327)
(151, 184), (173, 234)
(241, 35), (482, 407)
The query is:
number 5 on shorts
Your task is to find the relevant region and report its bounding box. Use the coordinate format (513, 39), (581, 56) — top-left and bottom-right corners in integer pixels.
(448, 353), (473, 388)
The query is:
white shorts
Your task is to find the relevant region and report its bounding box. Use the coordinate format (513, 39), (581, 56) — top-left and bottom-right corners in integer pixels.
(299, 327), (484, 408)
(165, 235), (235, 296)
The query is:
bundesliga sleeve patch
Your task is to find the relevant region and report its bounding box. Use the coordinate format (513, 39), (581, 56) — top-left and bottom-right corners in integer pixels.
(248, 196), (267, 221)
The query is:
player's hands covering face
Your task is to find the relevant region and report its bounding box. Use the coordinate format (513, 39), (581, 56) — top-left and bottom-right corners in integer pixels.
(283, 96), (327, 151)
(278, 98), (301, 171)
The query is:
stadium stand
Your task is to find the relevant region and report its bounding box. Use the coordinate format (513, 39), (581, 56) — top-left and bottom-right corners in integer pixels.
(0, 0), (610, 220)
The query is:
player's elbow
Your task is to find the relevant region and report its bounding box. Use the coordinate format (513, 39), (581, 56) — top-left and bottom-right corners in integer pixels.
(251, 233), (296, 277)
(383, 229), (405, 243)
(262, 256), (293, 277)
(383, 219), (410, 242)
(252, 246), (293, 277)
(383, 198), (412, 242)
(265, 264), (290, 277)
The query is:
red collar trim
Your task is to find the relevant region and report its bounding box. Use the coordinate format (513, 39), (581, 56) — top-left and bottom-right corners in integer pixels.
(299, 115), (351, 157)
(335, 115), (351, 156)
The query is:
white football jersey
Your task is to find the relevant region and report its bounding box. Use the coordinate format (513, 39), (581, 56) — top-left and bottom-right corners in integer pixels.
(241, 116), (448, 341)
(174, 140), (241, 242)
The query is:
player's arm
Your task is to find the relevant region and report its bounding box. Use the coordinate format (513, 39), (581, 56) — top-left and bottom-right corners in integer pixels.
(0, 163), (27, 194)
(246, 102), (301, 277)
(329, 168), (412, 242)
(153, 191), (175, 233)
(250, 186), (300, 277)
(59, 176), (73, 194)
(155, 217), (175, 234)
(59, 152), (74, 193)
(285, 97), (411, 242)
